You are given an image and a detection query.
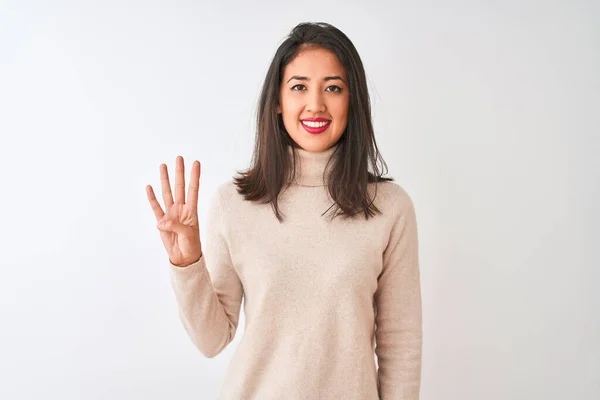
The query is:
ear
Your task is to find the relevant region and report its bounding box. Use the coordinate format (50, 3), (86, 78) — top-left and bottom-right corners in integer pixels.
(276, 105), (281, 114)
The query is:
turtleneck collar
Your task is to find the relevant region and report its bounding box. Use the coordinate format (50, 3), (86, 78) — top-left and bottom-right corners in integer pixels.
(286, 142), (340, 187)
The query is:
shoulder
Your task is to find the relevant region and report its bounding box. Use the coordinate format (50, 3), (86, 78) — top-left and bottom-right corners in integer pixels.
(212, 179), (245, 210)
(371, 180), (417, 218)
(204, 180), (240, 225)
(214, 179), (237, 198)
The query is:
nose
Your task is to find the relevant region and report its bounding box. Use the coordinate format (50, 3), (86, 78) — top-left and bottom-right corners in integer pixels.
(306, 90), (326, 113)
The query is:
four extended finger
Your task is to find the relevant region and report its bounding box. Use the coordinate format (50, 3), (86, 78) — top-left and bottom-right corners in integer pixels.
(187, 160), (200, 209)
(160, 163), (174, 209)
(146, 185), (165, 221)
(175, 155), (185, 204)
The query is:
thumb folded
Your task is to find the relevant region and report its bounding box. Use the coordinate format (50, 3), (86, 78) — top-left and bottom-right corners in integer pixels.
(158, 220), (188, 235)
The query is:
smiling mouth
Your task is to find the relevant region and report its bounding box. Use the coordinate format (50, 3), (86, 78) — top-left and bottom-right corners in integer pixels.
(301, 120), (331, 128)
(301, 120), (331, 134)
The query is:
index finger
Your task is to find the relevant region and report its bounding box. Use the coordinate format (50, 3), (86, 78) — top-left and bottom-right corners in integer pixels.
(187, 160), (200, 209)
(146, 185), (165, 221)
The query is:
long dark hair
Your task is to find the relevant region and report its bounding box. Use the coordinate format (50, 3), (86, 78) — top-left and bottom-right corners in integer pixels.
(233, 21), (394, 222)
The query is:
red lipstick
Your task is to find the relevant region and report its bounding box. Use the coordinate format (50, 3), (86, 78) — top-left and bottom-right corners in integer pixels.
(301, 117), (331, 134)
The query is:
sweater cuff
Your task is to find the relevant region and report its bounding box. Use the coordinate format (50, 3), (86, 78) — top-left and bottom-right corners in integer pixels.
(169, 254), (206, 278)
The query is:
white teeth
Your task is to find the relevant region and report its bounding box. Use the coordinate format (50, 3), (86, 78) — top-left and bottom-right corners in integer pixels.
(302, 120), (330, 128)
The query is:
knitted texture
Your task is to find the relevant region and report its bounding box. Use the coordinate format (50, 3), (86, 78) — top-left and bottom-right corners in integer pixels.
(169, 143), (423, 399)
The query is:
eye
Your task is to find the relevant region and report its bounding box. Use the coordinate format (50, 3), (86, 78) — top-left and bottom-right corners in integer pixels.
(290, 84), (344, 93)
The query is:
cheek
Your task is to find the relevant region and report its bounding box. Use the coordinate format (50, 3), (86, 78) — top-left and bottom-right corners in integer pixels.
(280, 96), (302, 116)
(331, 97), (350, 120)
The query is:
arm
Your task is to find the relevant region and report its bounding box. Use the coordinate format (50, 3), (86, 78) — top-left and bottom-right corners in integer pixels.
(375, 187), (423, 399)
(169, 187), (244, 358)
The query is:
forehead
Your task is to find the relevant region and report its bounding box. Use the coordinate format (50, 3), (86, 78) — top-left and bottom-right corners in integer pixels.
(283, 47), (347, 79)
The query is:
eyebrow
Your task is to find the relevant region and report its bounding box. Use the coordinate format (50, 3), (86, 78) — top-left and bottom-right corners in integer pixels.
(286, 75), (346, 84)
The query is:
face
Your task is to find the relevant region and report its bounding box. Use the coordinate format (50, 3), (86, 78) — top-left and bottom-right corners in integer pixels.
(277, 46), (350, 152)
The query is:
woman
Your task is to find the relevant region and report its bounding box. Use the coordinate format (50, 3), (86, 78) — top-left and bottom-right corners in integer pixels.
(146, 21), (422, 400)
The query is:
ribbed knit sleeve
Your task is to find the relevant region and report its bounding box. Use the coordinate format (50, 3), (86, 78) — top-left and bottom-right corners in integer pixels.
(374, 187), (423, 399)
(168, 187), (244, 358)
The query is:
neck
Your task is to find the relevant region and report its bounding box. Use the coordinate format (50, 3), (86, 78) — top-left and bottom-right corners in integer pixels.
(286, 143), (339, 187)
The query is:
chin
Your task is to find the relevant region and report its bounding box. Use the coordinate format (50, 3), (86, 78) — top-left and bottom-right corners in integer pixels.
(291, 138), (337, 152)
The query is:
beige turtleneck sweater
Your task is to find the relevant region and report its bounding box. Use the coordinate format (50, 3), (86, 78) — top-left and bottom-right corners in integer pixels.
(169, 143), (423, 399)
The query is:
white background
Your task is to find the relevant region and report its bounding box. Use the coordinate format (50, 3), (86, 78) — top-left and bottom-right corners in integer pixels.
(1, 1), (598, 399)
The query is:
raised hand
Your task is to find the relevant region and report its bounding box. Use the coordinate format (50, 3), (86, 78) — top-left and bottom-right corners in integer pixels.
(146, 156), (203, 267)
